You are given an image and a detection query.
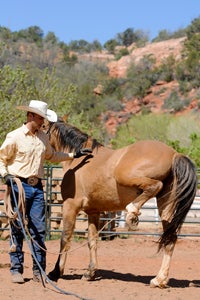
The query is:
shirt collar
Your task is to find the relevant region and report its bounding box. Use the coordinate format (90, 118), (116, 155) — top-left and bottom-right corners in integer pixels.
(22, 124), (39, 135)
(22, 124), (29, 134)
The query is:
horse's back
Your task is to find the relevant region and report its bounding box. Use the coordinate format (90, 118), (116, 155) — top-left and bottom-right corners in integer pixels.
(115, 140), (177, 180)
(125, 140), (176, 158)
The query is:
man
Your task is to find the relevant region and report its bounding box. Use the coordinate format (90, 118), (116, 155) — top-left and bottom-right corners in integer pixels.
(0, 100), (90, 284)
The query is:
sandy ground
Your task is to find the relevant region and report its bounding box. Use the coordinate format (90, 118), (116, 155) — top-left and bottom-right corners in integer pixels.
(0, 233), (200, 300)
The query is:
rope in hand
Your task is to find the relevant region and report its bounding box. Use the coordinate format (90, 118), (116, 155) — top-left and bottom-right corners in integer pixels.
(4, 178), (91, 300)
(4, 177), (26, 223)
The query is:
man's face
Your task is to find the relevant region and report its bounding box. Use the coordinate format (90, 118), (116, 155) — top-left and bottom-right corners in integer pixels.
(31, 113), (45, 129)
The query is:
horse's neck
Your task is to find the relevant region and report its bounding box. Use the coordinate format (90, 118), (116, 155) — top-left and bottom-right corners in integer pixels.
(61, 160), (73, 173)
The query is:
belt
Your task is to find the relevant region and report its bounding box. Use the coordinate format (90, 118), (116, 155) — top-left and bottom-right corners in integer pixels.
(18, 176), (41, 187)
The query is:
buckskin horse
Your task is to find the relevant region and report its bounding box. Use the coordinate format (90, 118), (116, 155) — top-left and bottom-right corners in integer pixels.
(47, 121), (197, 288)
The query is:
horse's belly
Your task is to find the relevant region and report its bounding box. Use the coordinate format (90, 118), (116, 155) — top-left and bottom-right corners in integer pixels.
(84, 182), (140, 212)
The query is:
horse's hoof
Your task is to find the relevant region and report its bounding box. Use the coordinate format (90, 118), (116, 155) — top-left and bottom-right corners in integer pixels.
(150, 278), (168, 288)
(150, 278), (158, 288)
(48, 270), (60, 282)
(81, 275), (90, 281)
(126, 212), (139, 231)
(82, 272), (96, 281)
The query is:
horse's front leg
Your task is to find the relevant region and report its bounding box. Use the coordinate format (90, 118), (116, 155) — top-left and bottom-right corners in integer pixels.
(48, 199), (77, 281)
(82, 213), (100, 281)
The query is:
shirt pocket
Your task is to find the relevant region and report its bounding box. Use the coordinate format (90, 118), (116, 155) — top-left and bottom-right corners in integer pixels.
(17, 139), (35, 159)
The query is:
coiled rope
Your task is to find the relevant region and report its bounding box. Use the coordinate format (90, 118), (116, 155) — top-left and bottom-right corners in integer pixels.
(4, 178), (91, 300)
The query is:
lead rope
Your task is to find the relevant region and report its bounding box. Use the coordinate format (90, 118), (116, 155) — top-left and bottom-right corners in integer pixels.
(5, 178), (91, 300)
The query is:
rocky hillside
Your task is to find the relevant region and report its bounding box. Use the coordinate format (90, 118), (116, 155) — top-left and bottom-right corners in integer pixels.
(89, 37), (198, 136)
(108, 38), (186, 78)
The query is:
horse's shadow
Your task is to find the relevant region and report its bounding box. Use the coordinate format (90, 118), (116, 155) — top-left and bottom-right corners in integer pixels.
(62, 269), (200, 288)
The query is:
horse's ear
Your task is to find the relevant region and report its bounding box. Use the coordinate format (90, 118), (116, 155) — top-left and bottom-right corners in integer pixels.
(59, 114), (68, 123)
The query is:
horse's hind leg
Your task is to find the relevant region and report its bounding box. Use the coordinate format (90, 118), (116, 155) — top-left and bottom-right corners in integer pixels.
(150, 195), (177, 288)
(82, 213), (100, 281)
(48, 199), (77, 281)
(150, 235), (176, 288)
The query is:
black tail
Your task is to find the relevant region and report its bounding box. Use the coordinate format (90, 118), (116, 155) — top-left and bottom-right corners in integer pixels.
(159, 154), (198, 250)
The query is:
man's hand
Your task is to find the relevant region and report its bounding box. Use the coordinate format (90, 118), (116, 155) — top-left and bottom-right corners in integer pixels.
(3, 174), (14, 186)
(74, 148), (92, 158)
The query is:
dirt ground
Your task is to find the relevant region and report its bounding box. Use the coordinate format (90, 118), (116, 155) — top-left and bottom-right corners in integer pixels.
(0, 233), (200, 300)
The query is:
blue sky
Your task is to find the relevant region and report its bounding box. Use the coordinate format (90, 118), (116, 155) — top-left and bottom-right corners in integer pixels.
(0, 0), (199, 44)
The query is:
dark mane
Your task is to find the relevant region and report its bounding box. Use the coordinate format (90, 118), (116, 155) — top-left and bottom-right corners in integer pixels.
(51, 122), (102, 153)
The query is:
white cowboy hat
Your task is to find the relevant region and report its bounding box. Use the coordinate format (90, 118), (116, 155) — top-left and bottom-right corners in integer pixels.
(16, 100), (58, 122)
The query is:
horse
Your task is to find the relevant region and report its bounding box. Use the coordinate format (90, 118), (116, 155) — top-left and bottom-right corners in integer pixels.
(47, 121), (197, 288)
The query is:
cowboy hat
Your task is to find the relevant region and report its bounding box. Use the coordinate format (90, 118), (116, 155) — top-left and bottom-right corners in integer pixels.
(16, 100), (58, 122)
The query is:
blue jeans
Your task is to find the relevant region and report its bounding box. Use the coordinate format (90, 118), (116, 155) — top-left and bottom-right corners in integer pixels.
(10, 181), (46, 275)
